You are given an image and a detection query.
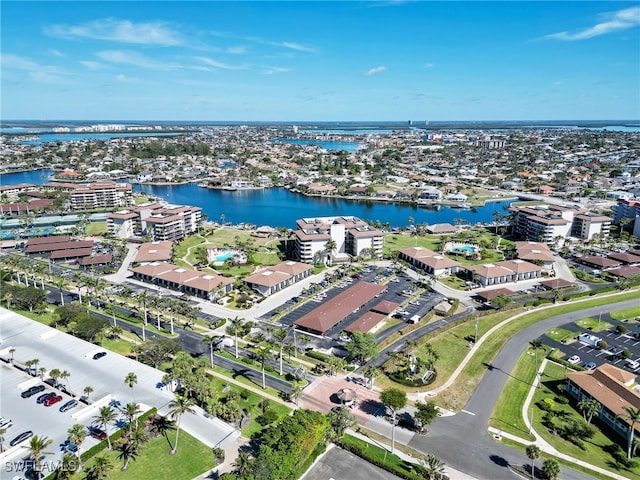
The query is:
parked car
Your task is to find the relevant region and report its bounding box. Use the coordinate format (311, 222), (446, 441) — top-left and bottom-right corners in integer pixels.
(9, 430), (33, 447)
(36, 392), (56, 404)
(21, 385), (45, 398)
(90, 428), (107, 441)
(93, 351), (107, 360)
(0, 417), (13, 429)
(585, 361), (597, 370)
(59, 399), (79, 413)
(568, 355), (581, 365)
(44, 395), (63, 407)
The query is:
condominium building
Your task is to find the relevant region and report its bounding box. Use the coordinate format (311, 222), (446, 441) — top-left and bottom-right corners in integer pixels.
(397, 247), (462, 277)
(510, 204), (611, 243)
(0, 183), (38, 198)
(106, 202), (202, 241)
(243, 261), (313, 297)
(44, 181), (133, 210)
(612, 198), (640, 224)
(294, 216), (383, 263)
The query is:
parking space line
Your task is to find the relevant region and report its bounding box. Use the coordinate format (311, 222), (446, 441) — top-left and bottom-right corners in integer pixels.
(461, 409), (475, 416)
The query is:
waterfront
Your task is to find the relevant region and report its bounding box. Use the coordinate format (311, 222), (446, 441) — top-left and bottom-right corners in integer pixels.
(0, 170), (513, 229)
(17, 132), (185, 146)
(271, 137), (360, 152)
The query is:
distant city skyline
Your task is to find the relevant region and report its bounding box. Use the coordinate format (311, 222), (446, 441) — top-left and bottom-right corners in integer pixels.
(2, 1), (639, 121)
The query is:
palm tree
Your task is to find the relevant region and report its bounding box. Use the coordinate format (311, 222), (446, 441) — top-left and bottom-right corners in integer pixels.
(0, 427), (6, 453)
(526, 444), (541, 479)
(232, 451), (254, 478)
(361, 366), (379, 390)
(167, 395), (195, 455)
(92, 406), (117, 450)
(24, 434), (53, 479)
(54, 453), (78, 480)
(123, 402), (142, 433)
(124, 372), (138, 403)
(84, 455), (113, 480)
(138, 289), (148, 325)
(116, 441), (139, 471)
(149, 414), (175, 449)
(290, 380), (303, 406)
(202, 335), (218, 368)
(67, 424), (87, 467)
(529, 338), (543, 368)
(54, 276), (66, 306)
(542, 458), (560, 480)
(229, 316), (243, 359)
(255, 345), (272, 390)
(577, 399), (601, 424)
(83, 385), (94, 401)
(621, 406), (640, 460)
(273, 328), (288, 376)
(419, 453), (446, 479)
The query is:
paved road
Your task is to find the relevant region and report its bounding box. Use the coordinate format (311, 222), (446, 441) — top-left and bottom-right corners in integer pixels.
(404, 299), (640, 480)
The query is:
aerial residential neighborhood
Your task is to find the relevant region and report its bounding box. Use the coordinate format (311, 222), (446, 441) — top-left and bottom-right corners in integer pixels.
(0, 120), (639, 480)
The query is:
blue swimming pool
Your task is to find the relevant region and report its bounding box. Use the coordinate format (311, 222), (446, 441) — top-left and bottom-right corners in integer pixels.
(215, 252), (236, 262)
(451, 245), (478, 253)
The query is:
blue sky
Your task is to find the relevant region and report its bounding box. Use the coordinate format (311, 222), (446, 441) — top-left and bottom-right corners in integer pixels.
(2, 1), (639, 121)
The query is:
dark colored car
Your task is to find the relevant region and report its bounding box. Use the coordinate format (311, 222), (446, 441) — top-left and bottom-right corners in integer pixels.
(90, 428), (107, 441)
(9, 430), (33, 447)
(44, 395), (63, 407)
(21, 385), (45, 398)
(36, 392), (56, 404)
(59, 399), (79, 412)
(93, 351), (107, 360)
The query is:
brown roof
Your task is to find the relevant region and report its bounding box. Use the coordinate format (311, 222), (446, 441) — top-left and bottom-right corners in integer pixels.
(26, 235), (71, 245)
(134, 241), (173, 263)
(244, 269), (290, 287)
(270, 261), (313, 276)
(50, 247), (93, 259)
(108, 211), (138, 220)
(398, 246), (439, 259)
(515, 241), (555, 262)
(606, 266), (640, 278)
(539, 278), (575, 289)
(294, 281), (386, 334)
(576, 256), (622, 268)
(81, 254), (113, 265)
(466, 263), (516, 279)
(371, 300), (400, 315)
(25, 240), (94, 253)
(475, 288), (516, 301)
(567, 364), (640, 432)
(344, 311), (387, 333)
(495, 259), (542, 274)
(131, 262), (233, 292)
(607, 252), (640, 265)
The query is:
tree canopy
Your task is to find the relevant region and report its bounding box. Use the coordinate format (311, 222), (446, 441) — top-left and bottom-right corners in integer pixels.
(344, 331), (378, 364)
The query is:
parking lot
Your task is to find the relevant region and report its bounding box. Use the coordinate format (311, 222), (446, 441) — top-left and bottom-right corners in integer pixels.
(0, 308), (238, 478)
(270, 266), (444, 341)
(539, 312), (640, 374)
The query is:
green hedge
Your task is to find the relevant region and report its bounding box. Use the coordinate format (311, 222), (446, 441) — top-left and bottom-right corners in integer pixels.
(338, 435), (434, 480)
(305, 350), (331, 363)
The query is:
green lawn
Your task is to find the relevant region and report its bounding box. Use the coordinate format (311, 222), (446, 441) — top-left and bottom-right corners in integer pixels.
(86, 221), (108, 235)
(530, 362), (640, 480)
(383, 233), (442, 255)
(490, 347), (544, 441)
(545, 327), (576, 343)
(610, 306), (640, 321)
(72, 429), (215, 480)
(250, 251), (281, 265)
(575, 317), (612, 332)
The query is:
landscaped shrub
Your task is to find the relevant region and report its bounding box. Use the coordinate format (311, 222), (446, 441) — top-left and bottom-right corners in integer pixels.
(597, 340), (609, 350)
(305, 350), (331, 363)
(616, 324), (628, 334)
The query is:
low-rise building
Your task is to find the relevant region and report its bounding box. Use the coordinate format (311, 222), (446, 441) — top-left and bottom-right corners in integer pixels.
(466, 259), (542, 286)
(243, 261), (312, 297)
(565, 364), (640, 443)
(398, 247), (462, 277)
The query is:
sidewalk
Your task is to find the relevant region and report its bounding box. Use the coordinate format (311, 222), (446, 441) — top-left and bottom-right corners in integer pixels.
(346, 428), (479, 480)
(509, 358), (630, 480)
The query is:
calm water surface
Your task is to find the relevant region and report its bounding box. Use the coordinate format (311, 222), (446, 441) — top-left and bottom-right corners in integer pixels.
(1, 170), (514, 228)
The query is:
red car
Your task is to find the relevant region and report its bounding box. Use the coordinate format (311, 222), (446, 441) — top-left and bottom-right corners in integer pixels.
(43, 395), (63, 407)
(91, 428), (107, 441)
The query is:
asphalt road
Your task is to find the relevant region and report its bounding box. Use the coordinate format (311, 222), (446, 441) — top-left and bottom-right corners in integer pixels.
(406, 298), (640, 480)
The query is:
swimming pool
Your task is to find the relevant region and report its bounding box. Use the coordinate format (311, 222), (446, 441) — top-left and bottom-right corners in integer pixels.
(451, 245), (478, 253)
(215, 252), (236, 262)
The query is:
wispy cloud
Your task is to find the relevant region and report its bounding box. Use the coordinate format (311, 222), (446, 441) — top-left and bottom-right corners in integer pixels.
(80, 60), (103, 70)
(210, 31), (315, 53)
(424, 62), (435, 68)
(1, 53), (67, 82)
(45, 18), (185, 46)
(363, 66), (386, 76)
(96, 50), (180, 70)
(261, 66), (292, 75)
(545, 6), (640, 41)
(195, 56), (248, 70)
(48, 49), (64, 57)
(278, 42), (314, 52)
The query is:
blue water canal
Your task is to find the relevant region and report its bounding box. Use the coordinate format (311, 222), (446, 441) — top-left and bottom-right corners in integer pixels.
(0, 170), (514, 229)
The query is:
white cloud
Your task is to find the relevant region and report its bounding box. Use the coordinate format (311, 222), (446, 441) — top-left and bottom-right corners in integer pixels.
(226, 46), (246, 55)
(45, 18), (184, 46)
(195, 56), (248, 70)
(48, 49), (63, 57)
(262, 66), (292, 75)
(80, 60), (103, 70)
(279, 42), (315, 52)
(96, 50), (180, 70)
(1, 53), (67, 82)
(424, 62), (435, 68)
(545, 6), (640, 41)
(363, 66), (386, 76)
(116, 74), (127, 81)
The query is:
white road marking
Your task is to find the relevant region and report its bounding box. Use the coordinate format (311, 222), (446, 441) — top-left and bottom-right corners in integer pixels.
(461, 409), (476, 416)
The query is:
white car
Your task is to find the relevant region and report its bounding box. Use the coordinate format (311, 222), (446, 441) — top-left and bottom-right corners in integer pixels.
(568, 355), (581, 364)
